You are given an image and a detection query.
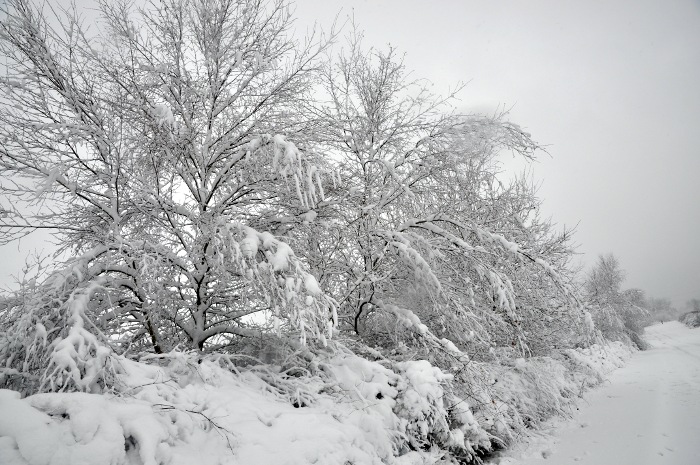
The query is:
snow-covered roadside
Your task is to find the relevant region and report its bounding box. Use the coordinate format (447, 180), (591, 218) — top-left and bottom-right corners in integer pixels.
(493, 321), (700, 465)
(0, 346), (490, 465)
(0, 337), (636, 465)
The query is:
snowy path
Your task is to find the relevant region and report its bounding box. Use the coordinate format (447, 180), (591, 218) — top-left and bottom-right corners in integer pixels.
(500, 322), (700, 465)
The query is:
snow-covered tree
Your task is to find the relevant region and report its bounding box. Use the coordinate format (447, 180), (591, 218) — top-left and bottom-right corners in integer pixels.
(584, 254), (647, 347)
(0, 0), (337, 394)
(294, 34), (587, 364)
(0, 3), (628, 463)
(584, 254), (625, 305)
(679, 298), (700, 327)
(1, 0), (590, 405)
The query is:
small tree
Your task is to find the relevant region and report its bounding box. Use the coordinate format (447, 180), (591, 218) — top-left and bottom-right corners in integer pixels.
(584, 254), (647, 347)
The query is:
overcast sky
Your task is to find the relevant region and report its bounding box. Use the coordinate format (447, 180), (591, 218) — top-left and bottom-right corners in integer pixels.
(1, 0), (699, 307)
(290, 0), (700, 307)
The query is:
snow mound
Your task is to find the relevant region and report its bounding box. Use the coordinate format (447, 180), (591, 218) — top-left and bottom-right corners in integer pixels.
(0, 348), (489, 465)
(462, 342), (634, 446)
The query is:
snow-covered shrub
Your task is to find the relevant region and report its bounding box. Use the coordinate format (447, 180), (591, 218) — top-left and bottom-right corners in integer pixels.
(679, 311), (700, 328)
(0, 260), (120, 395)
(561, 341), (632, 388)
(394, 360), (490, 460)
(487, 357), (575, 431)
(446, 341), (632, 452)
(588, 303), (648, 350)
(0, 341), (487, 465)
(324, 345), (490, 462)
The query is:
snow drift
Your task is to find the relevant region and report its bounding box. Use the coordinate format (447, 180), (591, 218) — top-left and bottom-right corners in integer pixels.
(0, 337), (632, 465)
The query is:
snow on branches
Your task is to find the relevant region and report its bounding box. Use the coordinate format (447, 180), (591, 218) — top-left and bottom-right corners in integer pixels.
(0, 0), (338, 357)
(0, 0), (635, 463)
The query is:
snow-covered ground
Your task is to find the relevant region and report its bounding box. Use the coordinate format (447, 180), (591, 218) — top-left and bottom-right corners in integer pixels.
(1, 323), (688, 465)
(496, 321), (700, 465)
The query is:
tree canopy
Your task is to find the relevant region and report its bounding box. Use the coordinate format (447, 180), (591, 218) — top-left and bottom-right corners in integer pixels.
(1, 0), (588, 396)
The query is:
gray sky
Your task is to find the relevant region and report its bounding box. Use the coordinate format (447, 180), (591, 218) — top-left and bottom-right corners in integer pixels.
(1, 0), (699, 307)
(291, 0), (700, 307)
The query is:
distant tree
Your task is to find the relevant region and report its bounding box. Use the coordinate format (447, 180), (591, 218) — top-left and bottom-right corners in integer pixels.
(679, 298), (700, 328)
(584, 254), (648, 348)
(644, 297), (677, 324)
(585, 254), (625, 305)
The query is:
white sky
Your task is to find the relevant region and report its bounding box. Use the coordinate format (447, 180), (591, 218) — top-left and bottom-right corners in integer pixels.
(1, 0), (699, 307)
(291, 0), (700, 307)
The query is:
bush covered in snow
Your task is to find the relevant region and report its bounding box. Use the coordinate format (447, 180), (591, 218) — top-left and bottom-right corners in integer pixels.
(678, 300), (700, 328)
(679, 311), (700, 328)
(0, 328), (633, 465)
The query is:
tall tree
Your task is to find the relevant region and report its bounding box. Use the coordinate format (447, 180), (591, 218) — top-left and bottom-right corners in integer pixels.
(299, 35), (586, 361)
(0, 0), (337, 392)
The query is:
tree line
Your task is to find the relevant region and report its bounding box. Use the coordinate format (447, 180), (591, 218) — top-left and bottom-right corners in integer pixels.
(0, 0), (675, 397)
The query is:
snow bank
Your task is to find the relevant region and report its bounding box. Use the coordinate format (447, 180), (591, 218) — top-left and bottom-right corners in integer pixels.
(0, 388), (169, 465)
(462, 341), (634, 447)
(0, 357), (384, 465)
(0, 333), (633, 465)
(0, 347), (487, 465)
(562, 341), (633, 387)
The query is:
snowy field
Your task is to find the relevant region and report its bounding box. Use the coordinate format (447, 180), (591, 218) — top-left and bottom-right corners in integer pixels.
(496, 322), (700, 465)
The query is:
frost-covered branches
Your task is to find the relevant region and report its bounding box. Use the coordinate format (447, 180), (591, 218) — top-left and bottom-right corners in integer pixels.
(0, 2), (640, 462)
(0, 253), (121, 394)
(1, 0), (592, 406)
(295, 36), (586, 362)
(0, 0), (335, 357)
